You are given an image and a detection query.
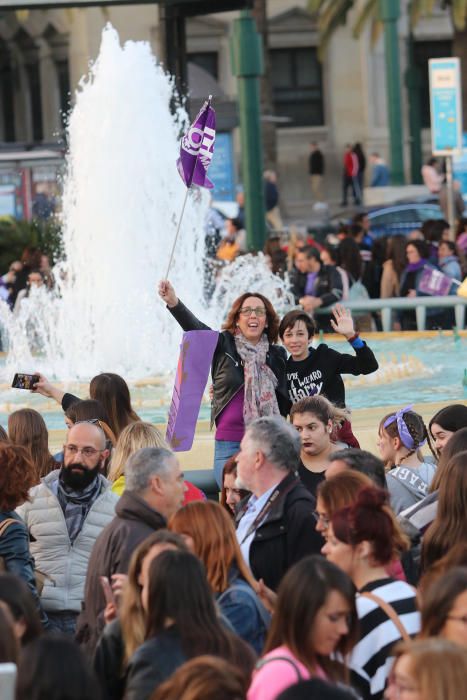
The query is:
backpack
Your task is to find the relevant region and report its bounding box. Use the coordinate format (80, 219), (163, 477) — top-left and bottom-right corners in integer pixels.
(348, 277), (370, 317)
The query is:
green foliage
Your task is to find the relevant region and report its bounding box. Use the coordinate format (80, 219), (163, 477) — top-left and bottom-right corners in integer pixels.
(0, 217), (64, 273)
(307, 0), (467, 55)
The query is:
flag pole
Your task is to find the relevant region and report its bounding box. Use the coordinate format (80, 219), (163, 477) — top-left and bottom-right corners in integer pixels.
(164, 95), (213, 280)
(164, 187), (190, 279)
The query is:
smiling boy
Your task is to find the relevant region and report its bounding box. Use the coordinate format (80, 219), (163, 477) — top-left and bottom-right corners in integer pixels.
(279, 305), (378, 409)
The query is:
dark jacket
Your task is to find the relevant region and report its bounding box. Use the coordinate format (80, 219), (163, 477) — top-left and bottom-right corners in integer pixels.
(168, 300), (290, 425)
(313, 264), (344, 308)
(76, 491), (166, 655)
(124, 627), (187, 700)
(286, 341), (378, 407)
(94, 618), (125, 700)
(0, 511), (48, 627)
(309, 149), (324, 175)
(236, 471), (323, 591)
(289, 267), (308, 303)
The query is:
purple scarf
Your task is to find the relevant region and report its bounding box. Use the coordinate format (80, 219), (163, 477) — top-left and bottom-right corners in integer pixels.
(305, 272), (318, 296)
(405, 259), (427, 273)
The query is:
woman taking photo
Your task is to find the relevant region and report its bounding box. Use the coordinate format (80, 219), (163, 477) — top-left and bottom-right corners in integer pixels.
(322, 487), (418, 700)
(377, 406), (435, 515)
(248, 555), (358, 700)
(169, 500), (269, 653)
(32, 372), (141, 439)
(124, 549), (255, 700)
(420, 566), (467, 647)
(385, 639), (467, 700)
(158, 280), (289, 486)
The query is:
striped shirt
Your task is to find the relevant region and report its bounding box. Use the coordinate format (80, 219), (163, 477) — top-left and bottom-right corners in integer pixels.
(349, 578), (420, 700)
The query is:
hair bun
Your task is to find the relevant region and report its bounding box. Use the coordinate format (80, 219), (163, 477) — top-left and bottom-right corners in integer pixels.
(354, 486), (388, 511)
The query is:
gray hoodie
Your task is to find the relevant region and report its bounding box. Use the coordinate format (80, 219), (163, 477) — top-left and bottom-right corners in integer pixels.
(387, 461), (437, 515)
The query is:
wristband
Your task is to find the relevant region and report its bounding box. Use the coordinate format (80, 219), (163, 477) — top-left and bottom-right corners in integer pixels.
(348, 334), (364, 349)
(346, 333), (359, 343)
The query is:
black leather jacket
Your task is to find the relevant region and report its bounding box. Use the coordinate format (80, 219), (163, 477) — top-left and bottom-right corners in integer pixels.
(168, 300), (291, 426)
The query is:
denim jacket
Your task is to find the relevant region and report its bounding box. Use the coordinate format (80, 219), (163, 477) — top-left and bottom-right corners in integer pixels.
(216, 569), (270, 655)
(0, 511), (48, 626)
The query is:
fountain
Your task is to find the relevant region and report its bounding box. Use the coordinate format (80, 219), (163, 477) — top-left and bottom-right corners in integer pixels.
(0, 25), (464, 431)
(0, 25), (294, 425)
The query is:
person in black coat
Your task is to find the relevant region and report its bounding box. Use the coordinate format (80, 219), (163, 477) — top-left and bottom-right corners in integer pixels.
(158, 280), (290, 487)
(235, 416), (323, 591)
(124, 550), (255, 700)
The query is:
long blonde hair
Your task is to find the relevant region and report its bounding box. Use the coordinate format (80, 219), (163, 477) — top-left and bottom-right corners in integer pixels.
(108, 422), (168, 483)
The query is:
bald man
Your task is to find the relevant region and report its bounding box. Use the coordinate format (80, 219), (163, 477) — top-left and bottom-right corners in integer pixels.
(17, 422), (118, 635)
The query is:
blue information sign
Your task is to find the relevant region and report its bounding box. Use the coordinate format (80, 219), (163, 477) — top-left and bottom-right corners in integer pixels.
(429, 58), (463, 155)
(210, 132), (236, 202)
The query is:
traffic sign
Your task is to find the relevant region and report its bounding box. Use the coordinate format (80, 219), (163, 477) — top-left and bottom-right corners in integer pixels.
(429, 57), (463, 156)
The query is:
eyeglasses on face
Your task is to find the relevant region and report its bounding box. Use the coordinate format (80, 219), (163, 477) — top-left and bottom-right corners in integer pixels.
(239, 307), (266, 317)
(313, 511), (330, 527)
(63, 445), (102, 458)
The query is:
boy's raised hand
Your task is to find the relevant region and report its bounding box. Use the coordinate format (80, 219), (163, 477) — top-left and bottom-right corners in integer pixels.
(330, 304), (356, 339)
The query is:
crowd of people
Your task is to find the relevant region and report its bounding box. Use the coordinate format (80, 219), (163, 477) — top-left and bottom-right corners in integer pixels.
(287, 213), (467, 332)
(0, 277), (466, 700)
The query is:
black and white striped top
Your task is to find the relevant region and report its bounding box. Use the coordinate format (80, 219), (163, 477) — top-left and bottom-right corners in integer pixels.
(349, 578), (420, 700)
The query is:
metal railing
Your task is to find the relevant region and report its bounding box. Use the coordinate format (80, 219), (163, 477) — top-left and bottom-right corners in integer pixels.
(316, 296), (467, 332)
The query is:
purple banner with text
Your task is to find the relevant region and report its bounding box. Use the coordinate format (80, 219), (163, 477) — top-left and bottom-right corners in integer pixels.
(166, 330), (219, 452)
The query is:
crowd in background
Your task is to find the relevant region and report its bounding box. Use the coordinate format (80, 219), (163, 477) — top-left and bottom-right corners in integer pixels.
(0, 271), (466, 699)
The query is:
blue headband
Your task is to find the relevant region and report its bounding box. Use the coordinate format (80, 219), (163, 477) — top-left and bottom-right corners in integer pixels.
(383, 405), (426, 450)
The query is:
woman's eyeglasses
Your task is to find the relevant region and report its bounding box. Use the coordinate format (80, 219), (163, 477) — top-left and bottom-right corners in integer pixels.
(239, 307), (266, 317)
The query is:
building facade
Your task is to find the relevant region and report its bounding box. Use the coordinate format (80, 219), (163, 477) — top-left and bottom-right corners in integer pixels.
(0, 1), (454, 208)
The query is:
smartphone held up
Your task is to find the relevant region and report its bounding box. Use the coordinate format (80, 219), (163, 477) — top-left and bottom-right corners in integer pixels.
(11, 373), (39, 391)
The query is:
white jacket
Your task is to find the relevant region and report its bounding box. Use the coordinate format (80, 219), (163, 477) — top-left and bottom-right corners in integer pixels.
(17, 470), (118, 613)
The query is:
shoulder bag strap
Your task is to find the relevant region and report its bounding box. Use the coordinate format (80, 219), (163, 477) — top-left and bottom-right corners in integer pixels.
(256, 655), (304, 681)
(360, 591), (410, 642)
(0, 519), (18, 538)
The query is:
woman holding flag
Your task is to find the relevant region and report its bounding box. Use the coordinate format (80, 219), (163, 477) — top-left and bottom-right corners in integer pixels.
(158, 281), (290, 487)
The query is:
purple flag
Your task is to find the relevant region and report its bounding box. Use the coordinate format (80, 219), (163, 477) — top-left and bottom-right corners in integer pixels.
(177, 98), (216, 189)
(418, 267), (453, 296)
(166, 330), (219, 452)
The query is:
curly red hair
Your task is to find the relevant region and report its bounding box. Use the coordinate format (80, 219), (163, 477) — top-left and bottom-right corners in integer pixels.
(0, 443), (36, 511)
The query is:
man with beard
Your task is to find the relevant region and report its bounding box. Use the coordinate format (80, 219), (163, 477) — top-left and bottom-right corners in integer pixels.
(17, 421), (118, 634)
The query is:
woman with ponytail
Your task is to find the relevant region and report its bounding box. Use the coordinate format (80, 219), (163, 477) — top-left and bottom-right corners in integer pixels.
(377, 406), (436, 514)
(322, 487), (419, 700)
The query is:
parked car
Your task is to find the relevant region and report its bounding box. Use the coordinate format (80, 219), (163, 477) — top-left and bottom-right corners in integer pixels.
(313, 198), (446, 243)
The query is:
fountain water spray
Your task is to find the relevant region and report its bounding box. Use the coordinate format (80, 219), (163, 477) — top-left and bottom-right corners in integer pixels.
(2, 25), (210, 381)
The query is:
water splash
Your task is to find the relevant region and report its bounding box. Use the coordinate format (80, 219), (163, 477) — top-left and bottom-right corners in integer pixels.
(2, 25), (210, 381)
(211, 254), (295, 320)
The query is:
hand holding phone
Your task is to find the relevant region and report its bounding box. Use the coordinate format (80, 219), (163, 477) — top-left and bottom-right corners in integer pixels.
(100, 576), (116, 606)
(11, 373), (40, 391)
